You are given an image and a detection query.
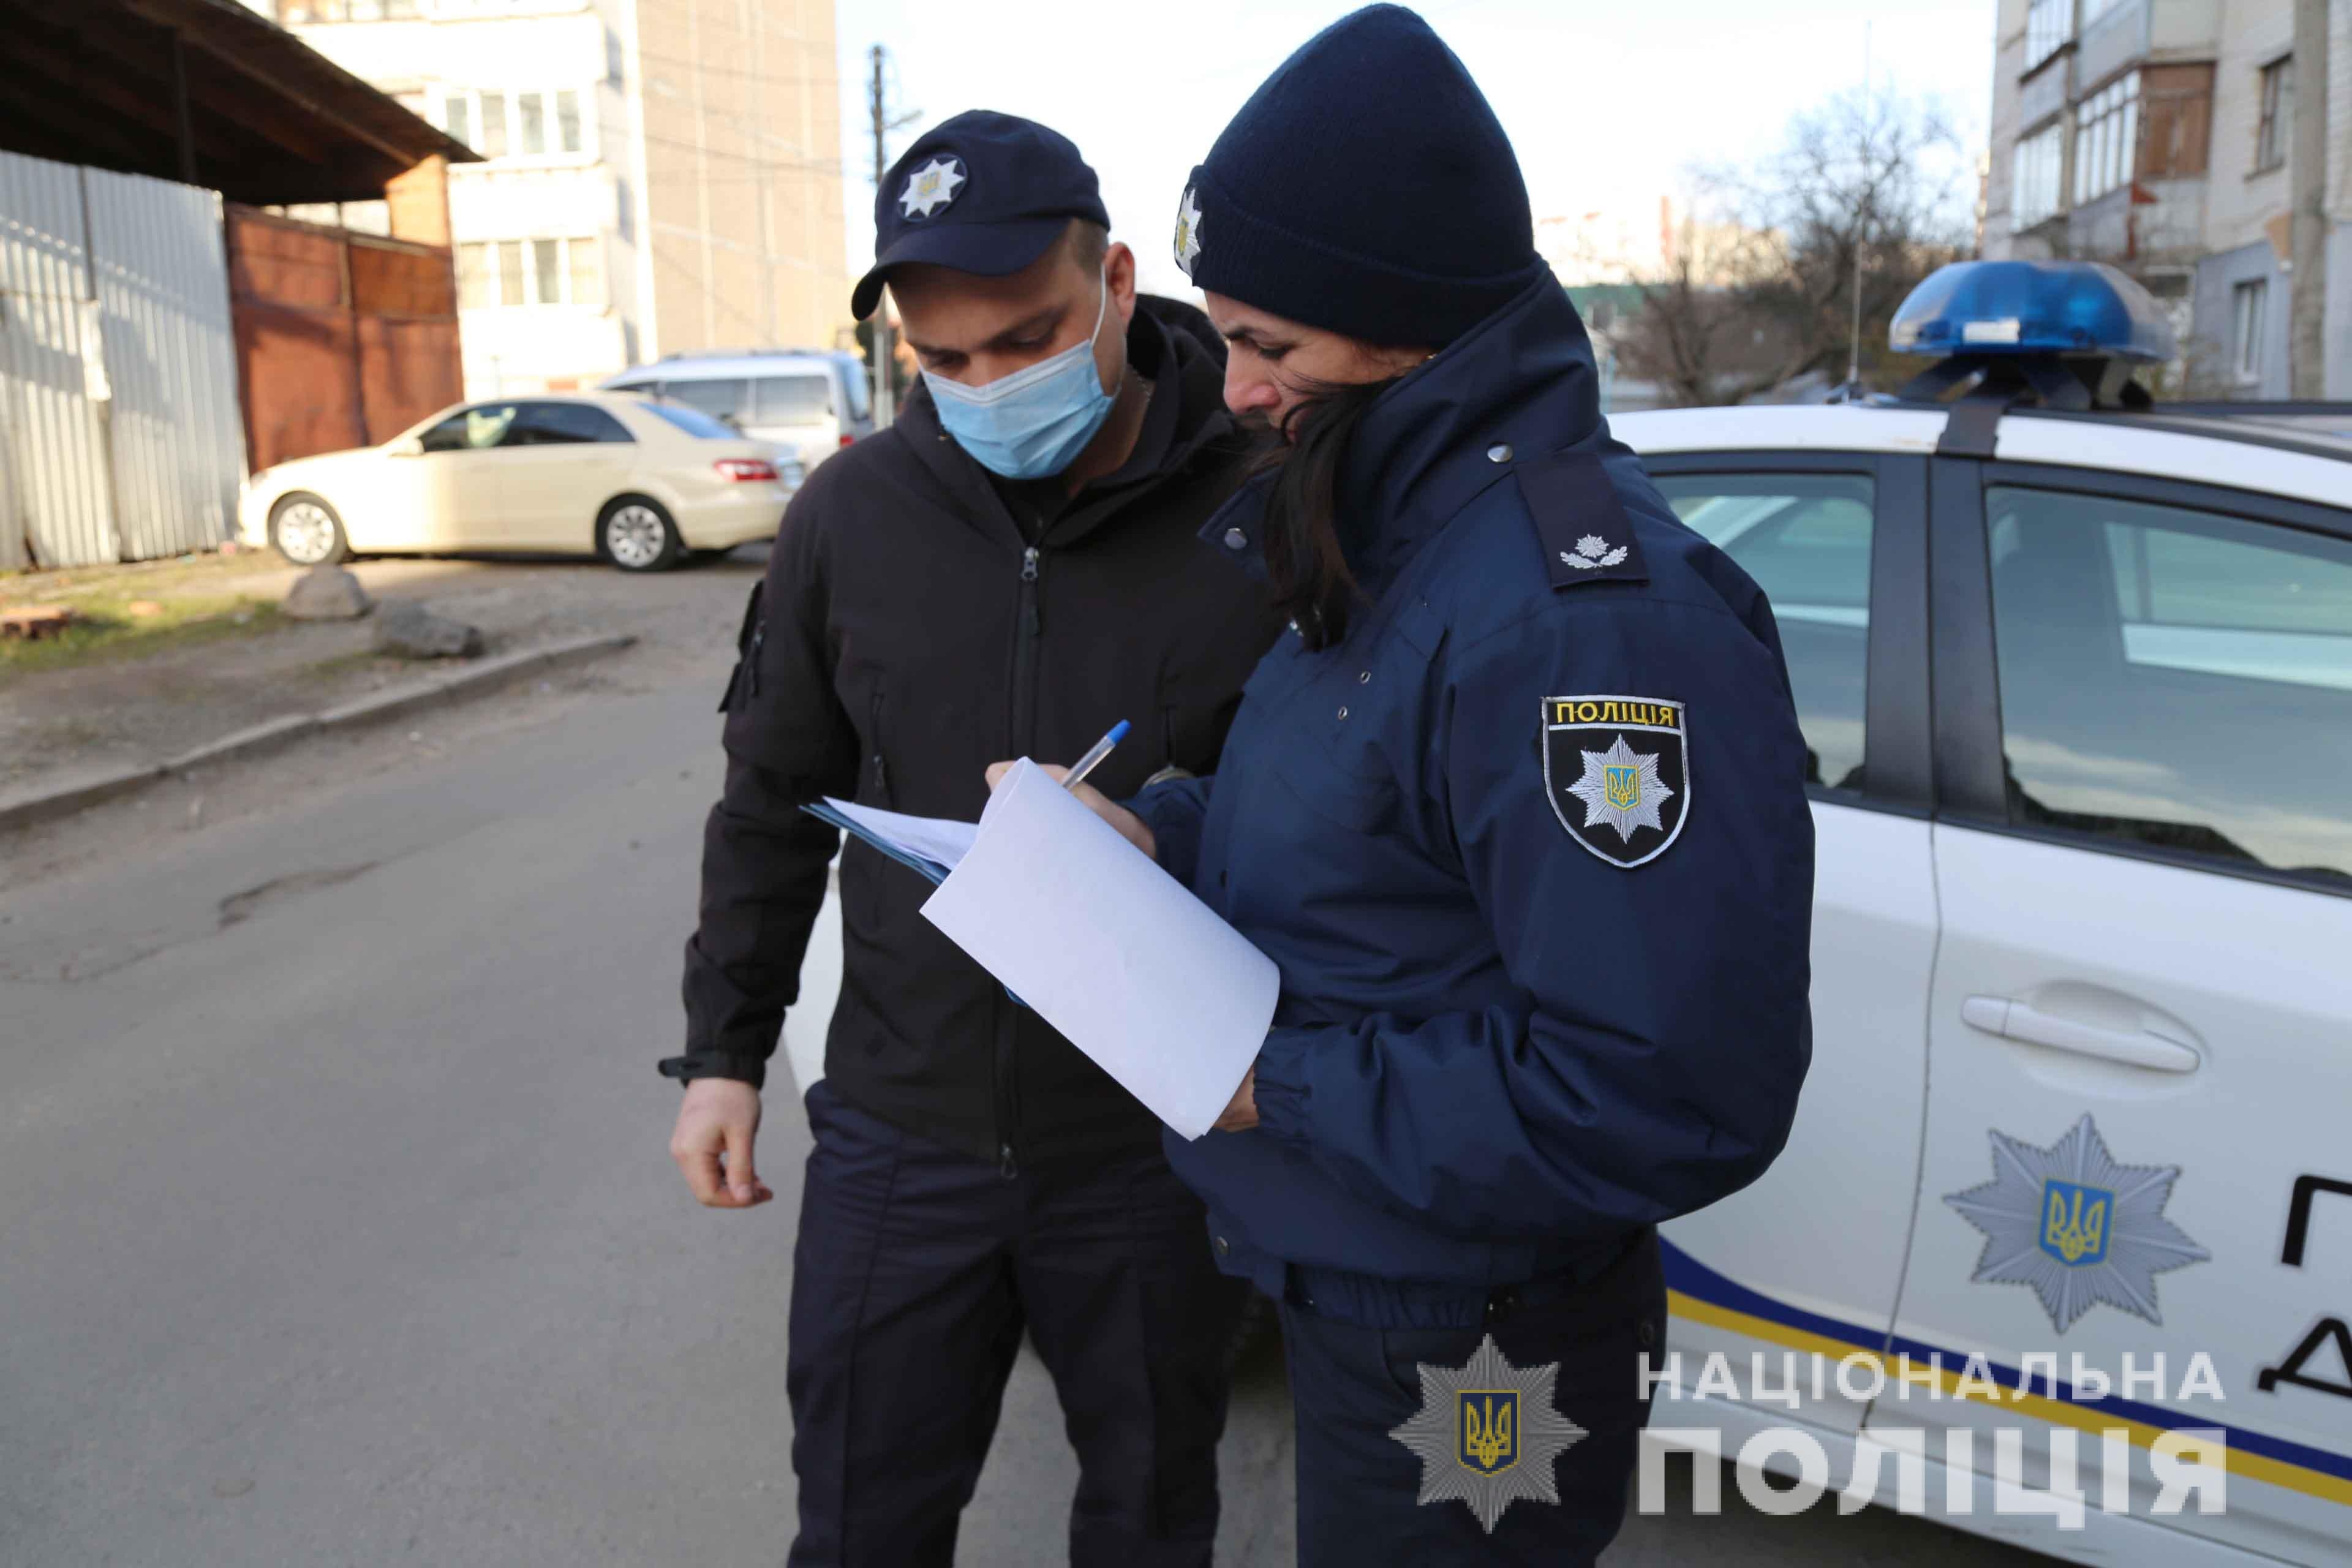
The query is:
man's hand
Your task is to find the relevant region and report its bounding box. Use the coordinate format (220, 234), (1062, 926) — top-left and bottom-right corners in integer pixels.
(1215, 1067), (1259, 1133)
(670, 1077), (775, 1208)
(984, 760), (1157, 859)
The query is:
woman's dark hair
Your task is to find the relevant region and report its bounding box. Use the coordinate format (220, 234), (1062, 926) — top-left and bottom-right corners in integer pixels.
(1253, 374), (1401, 650)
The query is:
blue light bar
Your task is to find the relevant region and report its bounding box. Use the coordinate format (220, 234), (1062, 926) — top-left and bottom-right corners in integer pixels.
(1888, 260), (2176, 362)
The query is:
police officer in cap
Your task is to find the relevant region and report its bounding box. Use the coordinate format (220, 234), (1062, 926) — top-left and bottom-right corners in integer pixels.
(664, 111), (1277, 1566)
(1031, 8), (1816, 1562)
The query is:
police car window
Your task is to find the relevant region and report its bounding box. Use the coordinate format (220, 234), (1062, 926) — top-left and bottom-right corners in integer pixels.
(1656, 473), (1872, 792)
(1986, 486), (2352, 889)
(751, 375), (833, 425)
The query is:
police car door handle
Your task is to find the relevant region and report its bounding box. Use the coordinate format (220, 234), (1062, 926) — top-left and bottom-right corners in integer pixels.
(1959, 996), (2203, 1074)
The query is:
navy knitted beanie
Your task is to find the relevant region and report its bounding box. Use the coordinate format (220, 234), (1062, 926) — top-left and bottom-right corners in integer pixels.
(1174, 4), (1545, 346)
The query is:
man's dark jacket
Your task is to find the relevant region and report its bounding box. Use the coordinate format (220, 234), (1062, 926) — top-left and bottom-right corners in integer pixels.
(666, 301), (1281, 1170)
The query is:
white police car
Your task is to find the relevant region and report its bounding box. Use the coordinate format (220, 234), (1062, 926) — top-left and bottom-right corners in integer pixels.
(1627, 261), (2352, 1564)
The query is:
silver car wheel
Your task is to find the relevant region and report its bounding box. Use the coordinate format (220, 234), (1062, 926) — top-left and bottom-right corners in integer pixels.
(277, 500), (337, 565)
(606, 503), (668, 569)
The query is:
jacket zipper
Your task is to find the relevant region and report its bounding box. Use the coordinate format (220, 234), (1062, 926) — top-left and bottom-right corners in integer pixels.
(867, 688), (889, 804)
(997, 543), (1044, 1180)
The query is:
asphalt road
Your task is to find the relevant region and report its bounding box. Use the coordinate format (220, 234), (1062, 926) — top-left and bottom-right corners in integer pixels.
(0, 671), (2050, 1567)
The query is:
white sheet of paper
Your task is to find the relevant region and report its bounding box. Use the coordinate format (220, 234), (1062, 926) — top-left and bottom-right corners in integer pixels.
(919, 760), (1278, 1139)
(818, 797), (979, 872)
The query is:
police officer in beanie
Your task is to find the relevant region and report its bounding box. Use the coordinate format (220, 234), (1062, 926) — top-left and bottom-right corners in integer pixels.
(1027, 8), (1815, 1563)
(663, 111), (1278, 1566)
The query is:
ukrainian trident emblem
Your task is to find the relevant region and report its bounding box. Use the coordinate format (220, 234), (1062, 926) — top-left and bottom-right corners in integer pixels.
(2041, 1179), (2112, 1267)
(1460, 1389), (1518, 1474)
(1390, 1335), (1584, 1532)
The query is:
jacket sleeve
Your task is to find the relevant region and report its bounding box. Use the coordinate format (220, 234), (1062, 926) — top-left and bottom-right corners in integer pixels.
(1126, 774), (1216, 891)
(1246, 597), (1817, 1242)
(668, 486), (861, 1090)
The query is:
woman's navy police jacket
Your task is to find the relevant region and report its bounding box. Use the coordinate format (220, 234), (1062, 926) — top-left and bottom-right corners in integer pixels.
(1129, 273), (1817, 1296)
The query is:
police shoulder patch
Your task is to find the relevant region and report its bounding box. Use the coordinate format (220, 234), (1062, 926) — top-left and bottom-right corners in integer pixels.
(1540, 695), (1687, 868)
(1514, 452), (1648, 590)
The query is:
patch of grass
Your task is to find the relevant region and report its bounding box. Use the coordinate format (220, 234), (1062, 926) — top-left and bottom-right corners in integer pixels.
(0, 595), (287, 683)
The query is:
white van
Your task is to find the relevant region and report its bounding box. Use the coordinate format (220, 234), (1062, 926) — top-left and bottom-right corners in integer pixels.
(601, 350), (873, 477)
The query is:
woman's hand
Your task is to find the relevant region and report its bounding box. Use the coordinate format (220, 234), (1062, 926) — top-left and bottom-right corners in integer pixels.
(1215, 1068), (1259, 1133)
(985, 761), (1157, 860)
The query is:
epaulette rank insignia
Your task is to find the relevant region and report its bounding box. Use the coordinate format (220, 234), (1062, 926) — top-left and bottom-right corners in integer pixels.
(1514, 452), (1649, 590)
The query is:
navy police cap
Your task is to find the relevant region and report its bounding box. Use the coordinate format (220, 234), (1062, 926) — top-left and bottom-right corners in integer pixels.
(851, 110), (1111, 321)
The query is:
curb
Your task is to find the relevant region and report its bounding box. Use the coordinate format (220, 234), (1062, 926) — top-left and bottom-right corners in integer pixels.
(0, 633), (635, 834)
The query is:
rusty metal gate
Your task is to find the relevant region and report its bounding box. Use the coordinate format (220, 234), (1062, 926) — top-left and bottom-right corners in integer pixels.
(225, 206), (460, 478)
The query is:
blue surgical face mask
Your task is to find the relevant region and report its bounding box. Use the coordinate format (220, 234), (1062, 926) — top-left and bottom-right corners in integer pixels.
(924, 269), (1117, 480)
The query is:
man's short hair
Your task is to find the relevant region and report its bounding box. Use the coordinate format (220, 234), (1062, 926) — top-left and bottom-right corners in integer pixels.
(1067, 219), (1109, 274)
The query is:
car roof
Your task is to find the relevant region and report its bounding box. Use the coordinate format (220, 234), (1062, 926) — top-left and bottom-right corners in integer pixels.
(607, 353), (842, 383)
(1613, 401), (2352, 513)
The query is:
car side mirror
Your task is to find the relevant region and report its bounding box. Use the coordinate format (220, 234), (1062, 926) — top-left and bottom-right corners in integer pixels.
(386, 436), (424, 457)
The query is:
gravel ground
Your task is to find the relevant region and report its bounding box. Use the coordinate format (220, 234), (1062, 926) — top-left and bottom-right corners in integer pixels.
(1, 546), (769, 797)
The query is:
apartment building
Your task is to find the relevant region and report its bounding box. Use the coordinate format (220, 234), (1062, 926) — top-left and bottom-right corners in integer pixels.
(1981, 0), (2351, 396)
(243, 0), (848, 398)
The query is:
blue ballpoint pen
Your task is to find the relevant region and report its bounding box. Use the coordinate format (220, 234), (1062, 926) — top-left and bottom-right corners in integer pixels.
(1063, 720), (1130, 791)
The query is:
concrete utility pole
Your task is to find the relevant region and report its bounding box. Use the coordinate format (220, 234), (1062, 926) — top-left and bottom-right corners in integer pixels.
(869, 45), (901, 429)
(2290, 0), (2331, 399)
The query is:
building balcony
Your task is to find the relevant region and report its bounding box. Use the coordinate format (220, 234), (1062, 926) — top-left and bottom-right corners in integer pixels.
(2077, 0), (2221, 88)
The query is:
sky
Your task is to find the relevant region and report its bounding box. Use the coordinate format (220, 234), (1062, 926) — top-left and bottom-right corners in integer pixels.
(832, 0), (2000, 301)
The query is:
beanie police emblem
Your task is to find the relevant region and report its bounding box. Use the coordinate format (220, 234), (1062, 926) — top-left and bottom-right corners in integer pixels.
(1173, 187), (1204, 277)
(898, 156), (966, 220)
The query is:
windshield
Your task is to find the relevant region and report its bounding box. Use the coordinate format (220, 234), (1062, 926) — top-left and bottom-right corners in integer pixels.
(642, 401), (741, 440)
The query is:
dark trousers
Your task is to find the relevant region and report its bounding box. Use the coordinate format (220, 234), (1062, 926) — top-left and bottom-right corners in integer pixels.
(786, 1080), (1247, 1568)
(1280, 1227), (1665, 1568)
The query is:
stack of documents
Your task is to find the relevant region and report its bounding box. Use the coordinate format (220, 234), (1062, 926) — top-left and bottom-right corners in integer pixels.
(802, 761), (1277, 1139)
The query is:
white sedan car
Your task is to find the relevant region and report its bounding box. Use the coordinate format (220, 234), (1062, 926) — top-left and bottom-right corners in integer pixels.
(238, 392), (801, 573)
(1632, 262), (2352, 1566)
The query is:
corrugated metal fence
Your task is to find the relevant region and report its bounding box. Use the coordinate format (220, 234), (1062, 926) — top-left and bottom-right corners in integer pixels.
(0, 150), (243, 570)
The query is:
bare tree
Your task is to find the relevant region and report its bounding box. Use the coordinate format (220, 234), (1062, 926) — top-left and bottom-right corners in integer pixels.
(1614, 88), (1975, 405)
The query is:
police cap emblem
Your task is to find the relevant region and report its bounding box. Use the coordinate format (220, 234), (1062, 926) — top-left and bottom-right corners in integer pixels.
(1542, 695), (1688, 868)
(1174, 186), (1203, 277)
(899, 155), (966, 220)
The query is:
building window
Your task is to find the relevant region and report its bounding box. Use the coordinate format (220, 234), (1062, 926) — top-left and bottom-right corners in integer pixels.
(2081, 0), (2126, 24)
(478, 92), (510, 158)
(279, 1), (421, 18)
(455, 242), (489, 311)
(2139, 64), (2214, 179)
(2015, 119), (2068, 228)
(2256, 56), (2293, 173)
(2231, 279), (2267, 383)
(456, 238), (603, 308)
(2026, 0), (2073, 73)
(2073, 70), (2141, 204)
(497, 240), (525, 308)
(438, 89), (593, 161)
(567, 236), (603, 306)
